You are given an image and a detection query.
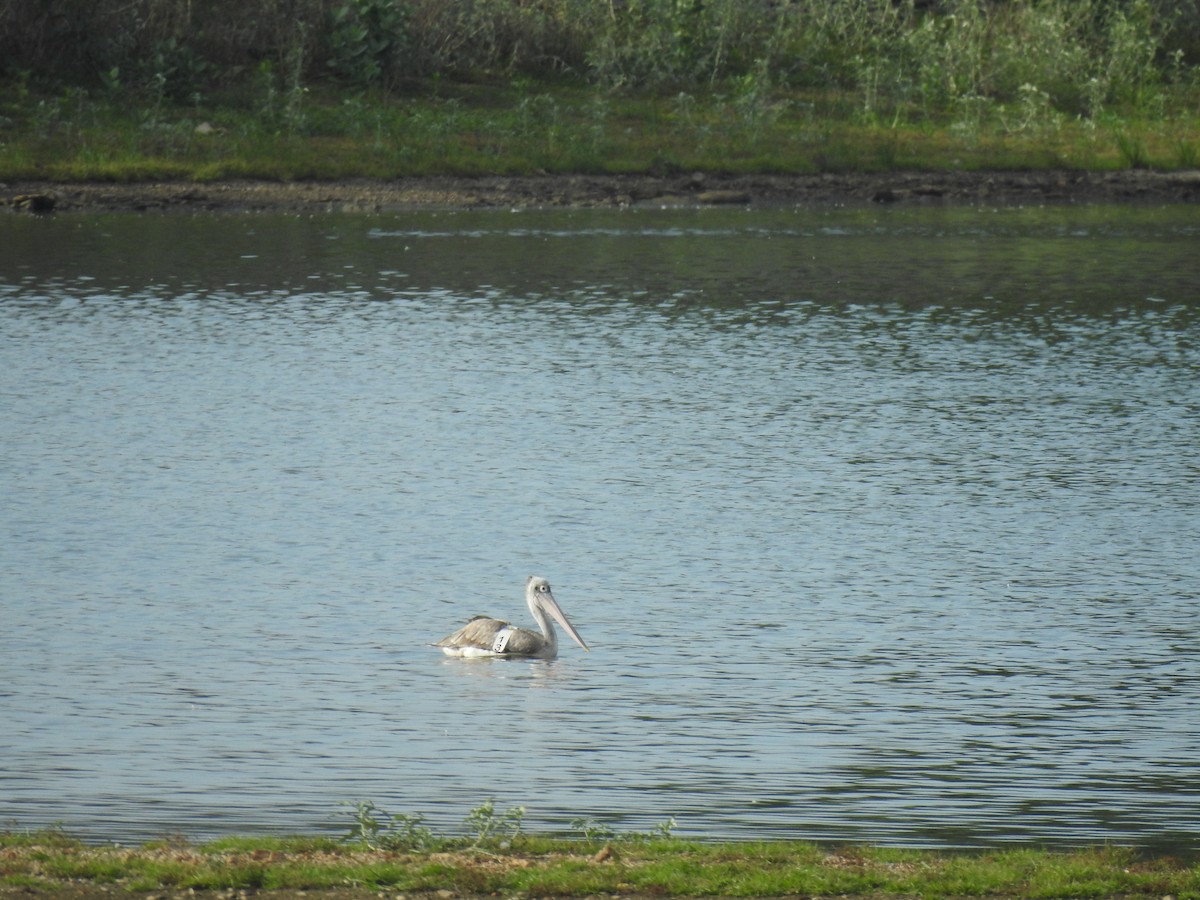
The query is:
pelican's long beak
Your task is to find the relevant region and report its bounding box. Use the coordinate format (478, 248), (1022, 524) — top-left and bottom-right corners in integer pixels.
(542, 588), (590, 652)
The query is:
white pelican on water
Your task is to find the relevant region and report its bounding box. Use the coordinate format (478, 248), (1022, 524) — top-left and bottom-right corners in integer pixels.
(435, 576), (589, 659)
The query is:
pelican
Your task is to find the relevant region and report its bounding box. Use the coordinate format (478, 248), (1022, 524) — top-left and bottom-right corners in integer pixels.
(435, 576), (589, 659)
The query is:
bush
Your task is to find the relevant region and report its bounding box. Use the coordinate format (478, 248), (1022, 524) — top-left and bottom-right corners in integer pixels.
(0, 0), (1194, 121)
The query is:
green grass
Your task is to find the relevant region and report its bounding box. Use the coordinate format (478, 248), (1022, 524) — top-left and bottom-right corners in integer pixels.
(2, 79), (1197, 184)
(3, 0), (1198, 185)
(3, 828), (1199, 898)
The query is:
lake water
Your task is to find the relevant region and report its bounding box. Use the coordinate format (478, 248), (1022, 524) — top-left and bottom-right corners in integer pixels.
(1, 204), (1198, 854)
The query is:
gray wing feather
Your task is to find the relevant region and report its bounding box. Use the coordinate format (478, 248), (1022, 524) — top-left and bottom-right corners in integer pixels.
(434, 617), (509, 650)
(500, 628), (546, 656)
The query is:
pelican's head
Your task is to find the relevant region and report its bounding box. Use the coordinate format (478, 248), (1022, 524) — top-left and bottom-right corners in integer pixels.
(526, 575), (589, 652)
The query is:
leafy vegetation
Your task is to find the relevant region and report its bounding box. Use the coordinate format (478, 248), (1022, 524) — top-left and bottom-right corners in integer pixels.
(1, 79), (1197, 182)
(2, 816), (1200, 898)
(4, 0), (1199, 102)
(339, 799), (673, 852)
(0, 0), (1197, 181)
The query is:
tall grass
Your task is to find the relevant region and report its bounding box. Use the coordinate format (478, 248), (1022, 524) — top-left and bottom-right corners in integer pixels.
(1, 79), (1196, 181)
(2, 0), (1197, 180)
(2, 0), (1197, 121)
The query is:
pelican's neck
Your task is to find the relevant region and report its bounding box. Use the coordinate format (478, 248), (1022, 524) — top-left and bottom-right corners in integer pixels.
(527, 589), (558, 655)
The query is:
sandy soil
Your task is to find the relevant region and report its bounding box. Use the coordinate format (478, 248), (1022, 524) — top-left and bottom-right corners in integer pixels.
(4, 169), (1200, 213)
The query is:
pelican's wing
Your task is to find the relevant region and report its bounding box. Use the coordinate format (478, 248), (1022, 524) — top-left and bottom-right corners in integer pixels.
(434, 616), (510, 651)
(498, 627), (547, 656)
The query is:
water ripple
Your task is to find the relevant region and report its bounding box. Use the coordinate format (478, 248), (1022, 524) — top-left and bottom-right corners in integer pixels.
(1, 207), (1197, 852)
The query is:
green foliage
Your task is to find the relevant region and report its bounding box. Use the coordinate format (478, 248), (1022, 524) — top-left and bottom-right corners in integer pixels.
(0, 76), (1196, 183)
(137, 36), (213, 103)
(327, 0), (410, 88)
(339, 798), (530, 853)
(0, 0), (1195, 128)
(4, 824), (1200, 899)
(1175, 135), (1199, 166)
(463, 798), (526, 849)
(0, 824), (81, 850)
(1116, 128), (1151, 168)
(570, 816), (616, 843)
(341, 800), (438, 850)
(201, 835), (344, 854)
(568, 814), (681, 844)
(257, 42), (310, 135)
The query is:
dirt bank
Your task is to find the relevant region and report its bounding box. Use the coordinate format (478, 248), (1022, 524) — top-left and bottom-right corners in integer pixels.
(5, 169), (1200, 214)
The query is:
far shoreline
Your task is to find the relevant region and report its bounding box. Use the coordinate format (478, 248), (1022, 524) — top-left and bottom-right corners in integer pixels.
(5, 168), (1200, 214)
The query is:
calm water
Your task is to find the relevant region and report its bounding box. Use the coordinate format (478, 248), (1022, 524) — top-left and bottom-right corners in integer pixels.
(1, 205), (1198, 853)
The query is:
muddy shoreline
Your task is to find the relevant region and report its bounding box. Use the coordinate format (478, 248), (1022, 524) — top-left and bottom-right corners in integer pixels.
(5, 169), (1200, 214)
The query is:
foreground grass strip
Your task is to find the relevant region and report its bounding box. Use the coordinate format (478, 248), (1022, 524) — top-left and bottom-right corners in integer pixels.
(2, 831), (1199, 898)
(1, 83), (1198, 183)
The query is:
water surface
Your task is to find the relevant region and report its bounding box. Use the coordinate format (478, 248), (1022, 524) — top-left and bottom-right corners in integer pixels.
(1, 205), (1198, 853)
